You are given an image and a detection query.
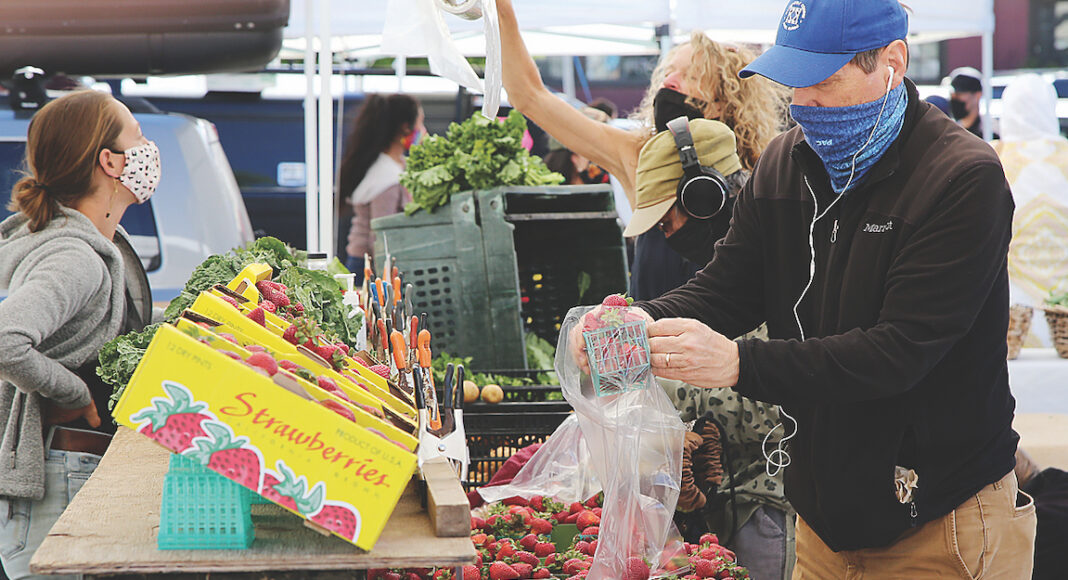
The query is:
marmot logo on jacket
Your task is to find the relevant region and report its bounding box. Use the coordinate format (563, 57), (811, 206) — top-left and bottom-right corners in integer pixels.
(863, 220), (894, 233)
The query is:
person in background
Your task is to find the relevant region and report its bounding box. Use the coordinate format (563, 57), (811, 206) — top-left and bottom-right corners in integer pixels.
(994, 73), (1068, 347)
(494, 0), (789, 300)
(0, 90), (157, 579)
(338, 94), (424, 283)
(949, 67), (997, 139)
(924, 94), (951, 117)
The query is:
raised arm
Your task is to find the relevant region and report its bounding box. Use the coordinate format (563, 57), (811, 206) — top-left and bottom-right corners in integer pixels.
(496, 0), (643, 202)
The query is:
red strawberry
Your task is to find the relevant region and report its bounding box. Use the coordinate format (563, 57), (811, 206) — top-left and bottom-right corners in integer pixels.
(588, 539), (598, 556)
(321, 400), (356, 422)
(511, 562), (533, 578)
(515, 550), (538, 566)
(246, 352), (278, 376)
(369, 364), (391, 379)
(533, 541), (555, 557)
(221, 350), (242, 361)
(581, 526), (598, 536)
(532, 569), (551, 579)
(472, 516), (486, 530)
(433, 569), (452, 580)
(623, 557), (650, 580)
(220, 295), (241, 308)
(337, 343), (350, 355)
(503, 496), (529, 507)
(471, 532), (488, 546)
(575, 541), (591, 556)
(529, 517), (552, 535)
(317, 375), (340, 392)
(266, 287), (291, 308)
(188, 422), (263, 491)
(569, 502), (584, 514)
(289, 302), (305, 315)
(259, 300), (277, 313)
(218, 332), (239, 344)
(518, 534), (538, 551)
(576, 511), (599, 530)
(700, 533), (719, 546)
(283, 325), (299, 344)
(496, 542), (517, 560)
(310, 500), (360, 540)
(246, 307), (266, 326)
(462, 566), (480, 580)
(488, 562), (519, 580)
(601, 294), (629, 307)
(562, 559), (586, 576)
(255, 279), (277, 295)
(693, 558), (716, 579)
(132, 382), (213, 453)
(543, 554), (558, 568)
(278, 360), (299, 371)
(584, 493), (601, 508)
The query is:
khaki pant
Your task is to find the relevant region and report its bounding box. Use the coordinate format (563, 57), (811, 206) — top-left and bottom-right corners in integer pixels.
(794, 471), (1037, 579)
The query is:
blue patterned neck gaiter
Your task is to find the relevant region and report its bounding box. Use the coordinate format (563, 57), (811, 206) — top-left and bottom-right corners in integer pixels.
(790, 81), (907, 194)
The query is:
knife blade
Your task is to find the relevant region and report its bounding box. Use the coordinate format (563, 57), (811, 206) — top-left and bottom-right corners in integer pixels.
(417, 327), (441, 431)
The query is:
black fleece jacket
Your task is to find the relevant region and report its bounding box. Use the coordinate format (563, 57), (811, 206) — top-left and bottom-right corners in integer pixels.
(639, 79), (1019, 551)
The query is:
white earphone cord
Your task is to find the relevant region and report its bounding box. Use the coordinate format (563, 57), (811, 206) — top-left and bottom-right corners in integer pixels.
(763, 67), (896, 478)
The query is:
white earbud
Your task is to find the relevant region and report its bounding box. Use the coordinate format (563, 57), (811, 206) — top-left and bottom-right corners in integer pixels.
(887, 66), (895, 90)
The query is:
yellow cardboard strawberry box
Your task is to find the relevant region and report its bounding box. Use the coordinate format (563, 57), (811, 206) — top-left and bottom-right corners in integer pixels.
(114, 323), (417, 550)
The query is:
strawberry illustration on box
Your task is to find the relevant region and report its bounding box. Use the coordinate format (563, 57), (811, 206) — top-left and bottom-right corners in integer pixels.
(115, 324), (415, 550)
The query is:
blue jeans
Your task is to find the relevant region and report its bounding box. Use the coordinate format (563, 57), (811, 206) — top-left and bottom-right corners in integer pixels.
(0, 447), (100, 580)
(346, 255), (366, 286)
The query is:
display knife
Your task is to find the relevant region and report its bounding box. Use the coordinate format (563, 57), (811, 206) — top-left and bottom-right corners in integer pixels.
(408, 315), (419, 372)
(438, 363), (457, 436)
(376, 318), (389, 364)
(417, 327), (441, 431)
(412, 363), (426, 412)
(390, 330), (413, 396)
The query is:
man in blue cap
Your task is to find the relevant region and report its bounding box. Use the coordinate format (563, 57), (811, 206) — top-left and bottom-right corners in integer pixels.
(614, 0), (1038, 575)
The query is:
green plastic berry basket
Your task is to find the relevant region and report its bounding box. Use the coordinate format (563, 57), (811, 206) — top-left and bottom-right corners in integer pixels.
(158, 454), (255, 550)
(583, 320), (651, 396)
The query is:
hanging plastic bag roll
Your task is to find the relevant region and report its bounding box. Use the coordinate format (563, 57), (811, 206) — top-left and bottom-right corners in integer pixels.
(382, 0), (501, 119)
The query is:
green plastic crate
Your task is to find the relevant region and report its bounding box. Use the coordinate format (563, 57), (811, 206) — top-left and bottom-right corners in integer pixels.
(158, 454), (255, 550)
(373, 185), (628, 368)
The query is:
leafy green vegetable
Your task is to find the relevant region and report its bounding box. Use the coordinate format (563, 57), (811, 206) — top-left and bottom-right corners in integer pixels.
(101, 322), (163, 413)
(1047, 290), (1068, 307)
(163, 237), (301, 319)
(525, 332), (557, 373)
(278, 266), (362, 346)
(577, 271), (592, 303)
(400, 110), (564, 215)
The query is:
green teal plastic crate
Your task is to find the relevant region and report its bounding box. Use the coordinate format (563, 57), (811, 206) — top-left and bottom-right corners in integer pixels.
(373, 185), (628, 368)
(158, 454), (255, 550)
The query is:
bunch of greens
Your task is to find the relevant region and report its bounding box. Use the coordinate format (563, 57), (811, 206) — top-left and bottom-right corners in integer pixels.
(430, 332), (559, 388)
(163, 237), (302, 319)
(101, 322), (163, 412)
(400, 110), (563, 214)
(278, 266), (362, 346)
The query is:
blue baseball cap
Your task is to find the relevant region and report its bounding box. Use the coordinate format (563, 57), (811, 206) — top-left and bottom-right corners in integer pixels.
(740, 0), (909, 88)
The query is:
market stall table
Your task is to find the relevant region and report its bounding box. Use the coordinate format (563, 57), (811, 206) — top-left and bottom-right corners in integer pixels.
(30, 428), (476, 578)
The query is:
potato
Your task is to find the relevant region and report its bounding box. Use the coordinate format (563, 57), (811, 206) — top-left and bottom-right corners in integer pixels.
(463, 380), (480, 404)
(481, 383), (504, 404)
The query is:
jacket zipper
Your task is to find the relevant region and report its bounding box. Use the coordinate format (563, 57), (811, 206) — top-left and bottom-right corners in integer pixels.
(909, 500), (918, 527)
(831, 219), (838, 244)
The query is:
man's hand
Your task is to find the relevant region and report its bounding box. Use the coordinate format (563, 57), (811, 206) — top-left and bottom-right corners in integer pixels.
(569, 306), (654, 374)
(648, 318), (739, 388)
(44, 399), (101, 428)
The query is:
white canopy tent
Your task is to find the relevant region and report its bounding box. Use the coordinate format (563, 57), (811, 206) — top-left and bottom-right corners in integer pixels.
(290, 0), (995, 254)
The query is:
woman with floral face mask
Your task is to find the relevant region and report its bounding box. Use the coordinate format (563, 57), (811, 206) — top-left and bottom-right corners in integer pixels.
(0, 89), (158, 580)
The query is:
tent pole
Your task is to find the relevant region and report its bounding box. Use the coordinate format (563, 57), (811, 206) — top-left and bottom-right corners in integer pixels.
(303, 0), (319, 252)
(981, 1), (994, 142)
(318, 0), (335, 258)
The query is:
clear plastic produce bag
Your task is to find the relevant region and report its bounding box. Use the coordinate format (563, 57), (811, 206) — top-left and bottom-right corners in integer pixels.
(561, 305), (686, 579)
(382, 0), (502, 120)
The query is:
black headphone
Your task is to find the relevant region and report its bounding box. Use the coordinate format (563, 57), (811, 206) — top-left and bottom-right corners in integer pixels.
(666, 116), (730, 220)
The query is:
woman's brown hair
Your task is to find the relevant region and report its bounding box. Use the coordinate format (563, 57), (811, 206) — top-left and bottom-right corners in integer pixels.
(7, 90), (124, 232)
(633, 33), (790, 172)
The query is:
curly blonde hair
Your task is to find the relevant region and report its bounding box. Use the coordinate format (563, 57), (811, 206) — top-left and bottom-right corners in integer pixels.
(633, 33), (789, 172)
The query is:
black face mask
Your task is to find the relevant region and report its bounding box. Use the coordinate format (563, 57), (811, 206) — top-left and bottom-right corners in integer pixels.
(665, 215), (721, 266)
(950, 98), (970, 120)
(653, 88), (705, 133)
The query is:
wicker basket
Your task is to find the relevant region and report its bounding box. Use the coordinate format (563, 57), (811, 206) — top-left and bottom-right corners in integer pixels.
(1043, 305), (1068, 358)
(1007, 304), (1034, 360)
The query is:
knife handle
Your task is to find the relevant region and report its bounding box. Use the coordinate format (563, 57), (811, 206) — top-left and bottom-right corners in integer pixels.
(392, 277), (402, 305)
(417, 329), (432, 369)
(390, 330), (407, 370)
(454, 365), (465, 410)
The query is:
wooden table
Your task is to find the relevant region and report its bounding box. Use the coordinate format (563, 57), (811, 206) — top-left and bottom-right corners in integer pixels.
(30, 428), (476, 577)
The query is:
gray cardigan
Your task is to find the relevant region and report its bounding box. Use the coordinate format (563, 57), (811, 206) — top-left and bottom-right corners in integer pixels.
(0, 207), (128, 500)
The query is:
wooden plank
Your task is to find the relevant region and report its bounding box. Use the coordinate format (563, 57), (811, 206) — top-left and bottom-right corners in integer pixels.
(421, 457), (471, 537)
(31, 428), (475, 575)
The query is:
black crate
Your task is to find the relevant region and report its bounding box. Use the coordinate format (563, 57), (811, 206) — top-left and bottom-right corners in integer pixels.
(463, 398), (572, 489)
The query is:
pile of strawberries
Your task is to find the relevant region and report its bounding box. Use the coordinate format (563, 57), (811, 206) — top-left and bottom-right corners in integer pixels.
(369, 494), (749, 580)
